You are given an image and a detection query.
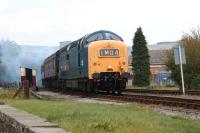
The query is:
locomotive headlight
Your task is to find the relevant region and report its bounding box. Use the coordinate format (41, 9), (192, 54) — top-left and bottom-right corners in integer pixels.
(108, 65), (112, 69)
(121, 66), (125, 69)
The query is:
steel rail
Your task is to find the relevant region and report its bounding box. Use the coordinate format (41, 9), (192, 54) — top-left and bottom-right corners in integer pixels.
(125, 89), (200, 95)
(97, 94), (200, 110)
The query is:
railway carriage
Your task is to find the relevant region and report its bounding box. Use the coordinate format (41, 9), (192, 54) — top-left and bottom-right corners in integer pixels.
(42, 30), (129, 94)
(41, 52), (59, 88)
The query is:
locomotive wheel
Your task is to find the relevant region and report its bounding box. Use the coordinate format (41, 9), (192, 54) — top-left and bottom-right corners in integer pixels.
(112, 90), (115, 94)
(85, 80), (96, 96)
(113, 79), (119, 95)
(106, 90), (110, 95)
(84, 81), (89, 96)
(117, 84), (122, 95)
(117, 79), (126, 95)
(92, 81), (97, 95)
(117, 89), (121, 95)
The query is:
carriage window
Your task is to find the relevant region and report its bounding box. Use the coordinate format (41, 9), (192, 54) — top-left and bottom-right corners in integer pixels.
(66, 54), (69, 60)
(87, 33), (103, 43)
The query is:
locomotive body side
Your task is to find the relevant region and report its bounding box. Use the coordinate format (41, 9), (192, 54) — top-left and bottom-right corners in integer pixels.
(59, 38), (87, 80)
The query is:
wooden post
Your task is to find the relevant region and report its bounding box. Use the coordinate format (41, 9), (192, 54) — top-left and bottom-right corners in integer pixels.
(23, 80), (29, 99)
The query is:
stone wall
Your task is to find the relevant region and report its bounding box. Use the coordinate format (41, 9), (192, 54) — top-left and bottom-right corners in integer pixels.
(0, 110), (34, 133)
(0, 104), (69, 133)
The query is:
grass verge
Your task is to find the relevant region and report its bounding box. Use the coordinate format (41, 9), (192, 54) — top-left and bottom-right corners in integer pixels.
(4, 99), (200, 133)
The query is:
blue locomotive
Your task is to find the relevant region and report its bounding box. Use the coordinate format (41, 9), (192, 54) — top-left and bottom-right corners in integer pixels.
(41, 30), (129, 94)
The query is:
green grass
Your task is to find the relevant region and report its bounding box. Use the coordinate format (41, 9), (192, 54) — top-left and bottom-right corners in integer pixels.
(0, 88), (17, 100)
(4, 99), (200, 133)
(0, 88), (35, 101)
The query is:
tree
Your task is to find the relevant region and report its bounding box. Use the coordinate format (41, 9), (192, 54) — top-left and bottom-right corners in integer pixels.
(131, 27), (150, 86)
(166, 27), (200, 90)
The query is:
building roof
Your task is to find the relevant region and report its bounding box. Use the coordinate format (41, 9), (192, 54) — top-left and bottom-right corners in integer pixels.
(147, 41), (178, 50)
(128, 41), (178, 65)
(149, 50), (167, 65)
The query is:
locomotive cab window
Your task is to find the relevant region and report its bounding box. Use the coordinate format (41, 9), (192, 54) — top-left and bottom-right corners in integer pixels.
(84, 33), (103, 48)
(83, 31), (123, 48)
(104, 32), (122, 41)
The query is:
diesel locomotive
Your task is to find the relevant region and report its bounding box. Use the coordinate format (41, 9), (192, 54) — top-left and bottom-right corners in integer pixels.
(41, 30), (129, 94)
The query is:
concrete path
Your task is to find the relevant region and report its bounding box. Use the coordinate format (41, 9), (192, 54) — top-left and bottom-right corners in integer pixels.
(0, 104), (71, 133)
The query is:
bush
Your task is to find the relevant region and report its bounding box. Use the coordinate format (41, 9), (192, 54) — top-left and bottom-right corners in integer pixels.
(191, 75), (200, 90)
(166, 27), (200, 90)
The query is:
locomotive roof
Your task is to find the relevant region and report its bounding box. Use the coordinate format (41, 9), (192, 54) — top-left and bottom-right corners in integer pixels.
(44, 52), (57, 63)
(43, 30), (123, 63)
(84, 30), (123, 42)
(59, 30), (123, 52)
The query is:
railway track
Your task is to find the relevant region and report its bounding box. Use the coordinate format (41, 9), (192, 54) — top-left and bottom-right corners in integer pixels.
(39, 88), (200, 110)
(97, 93), (200, 110)
(125, 89), (200, 95)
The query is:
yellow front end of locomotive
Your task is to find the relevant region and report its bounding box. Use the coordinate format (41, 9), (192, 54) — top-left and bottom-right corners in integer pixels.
(88, 40), (128, 79)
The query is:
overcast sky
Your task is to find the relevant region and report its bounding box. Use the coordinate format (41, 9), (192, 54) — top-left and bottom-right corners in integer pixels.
(0, 0), (200, 46)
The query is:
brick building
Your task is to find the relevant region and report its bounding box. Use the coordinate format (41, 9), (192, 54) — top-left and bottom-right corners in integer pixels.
(128, 41), (178, 85)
